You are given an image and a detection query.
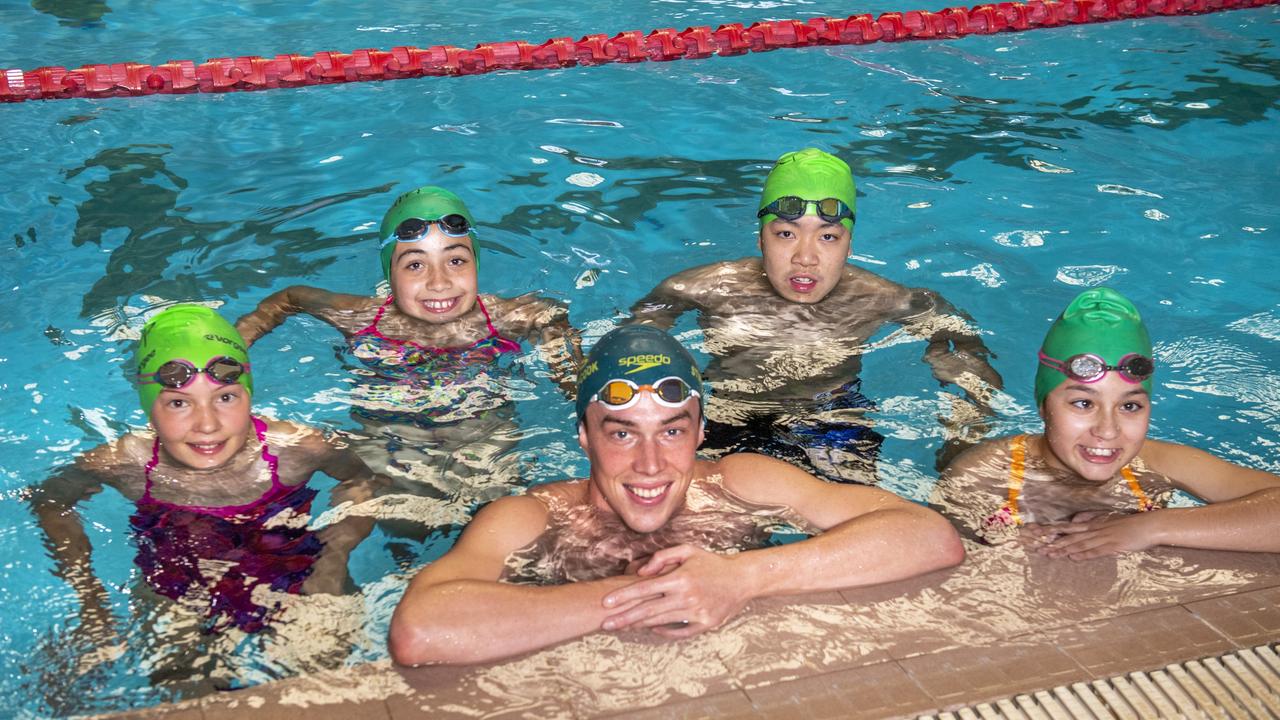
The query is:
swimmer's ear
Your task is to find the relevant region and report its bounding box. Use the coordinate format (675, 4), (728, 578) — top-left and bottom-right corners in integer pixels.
(697, 418), (706, 449)
(577, 421), (588, 451)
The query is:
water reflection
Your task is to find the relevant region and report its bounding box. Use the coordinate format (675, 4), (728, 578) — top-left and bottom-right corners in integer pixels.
(64, 145), (389, 319)
(31, 0), (110, 27)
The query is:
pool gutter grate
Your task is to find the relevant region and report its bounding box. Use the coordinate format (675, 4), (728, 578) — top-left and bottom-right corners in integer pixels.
(920, 643), (1279, 720)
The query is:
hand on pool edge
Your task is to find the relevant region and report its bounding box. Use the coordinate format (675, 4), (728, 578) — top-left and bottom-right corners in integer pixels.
(600, 544), (748, 638)
(1025, 513), (1158, 560)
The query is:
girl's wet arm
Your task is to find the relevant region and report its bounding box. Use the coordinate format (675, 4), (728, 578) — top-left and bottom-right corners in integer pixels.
(29, 457), (115, 625)
(1135, 440), (1280, 552)
(235, 285), (371, 345)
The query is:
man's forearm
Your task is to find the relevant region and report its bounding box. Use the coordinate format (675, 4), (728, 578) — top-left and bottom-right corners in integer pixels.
(737, 505), (963, 600)
(389, 575), (637, 666)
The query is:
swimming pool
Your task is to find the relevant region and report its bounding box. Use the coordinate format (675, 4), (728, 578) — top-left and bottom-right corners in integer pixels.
(1, 1), (1277, 716)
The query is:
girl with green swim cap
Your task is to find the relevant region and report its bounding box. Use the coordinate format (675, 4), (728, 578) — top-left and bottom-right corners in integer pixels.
(934, 287), (1280, 556)
(236, 185), (582, 407)
(30, 304), (384, 643)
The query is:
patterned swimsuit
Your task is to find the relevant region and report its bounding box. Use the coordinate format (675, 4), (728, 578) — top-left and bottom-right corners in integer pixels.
(348, 295), (521, 423)
(129, 417), (321, 633)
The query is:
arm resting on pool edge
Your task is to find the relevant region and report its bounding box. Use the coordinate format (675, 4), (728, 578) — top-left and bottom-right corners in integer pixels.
(599, 454), (966, 637)
(387, 494), (643, 666)
(1030, 440), (1280, 558)
(235, 285), (371, 346)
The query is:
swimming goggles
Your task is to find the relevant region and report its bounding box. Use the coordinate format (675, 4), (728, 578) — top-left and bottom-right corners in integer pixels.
(1037, 351), (1154, 384)
(757, 196), (855, 225)
(590, 376), (700, 411)
(138, 357), (251, 389)
(387, 214), (472, 245)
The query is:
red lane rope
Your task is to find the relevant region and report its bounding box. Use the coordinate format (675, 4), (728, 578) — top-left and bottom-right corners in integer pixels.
(3, 0), (1275, 103)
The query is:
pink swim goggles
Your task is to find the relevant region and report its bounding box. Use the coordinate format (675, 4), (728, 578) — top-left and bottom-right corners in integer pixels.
(138, 357), (250, 389)
(1037, 351), (1153, 384)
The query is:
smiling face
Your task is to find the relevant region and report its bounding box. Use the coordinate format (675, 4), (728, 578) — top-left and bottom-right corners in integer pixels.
(150, 377), (254, 470)
(389, 224), (479, 323)
(578, 393), (705, 534)
(758, 213), (851, 303)
(1039, 372), (1151, 483)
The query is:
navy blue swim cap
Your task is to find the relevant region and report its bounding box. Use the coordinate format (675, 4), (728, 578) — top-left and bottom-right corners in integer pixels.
(577, 326), (704, 419)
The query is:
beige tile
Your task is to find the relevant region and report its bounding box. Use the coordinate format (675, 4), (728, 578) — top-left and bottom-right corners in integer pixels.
(744, 661), (937, 720)
(597, 689), (761, 719)
(202, 695), (389, 720)
(1029, 605), (1234, 678)
(897, 640), (1085, 707)
(718, 592), (893, 689)
(105, 704), (205, 720)
(1186, 586), (1280, 646)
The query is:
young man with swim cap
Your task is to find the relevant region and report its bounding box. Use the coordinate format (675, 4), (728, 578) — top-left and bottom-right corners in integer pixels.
(387, 325), (963, 666)
(933, 287), (1280, 555)
(629, 148), (1003, 483)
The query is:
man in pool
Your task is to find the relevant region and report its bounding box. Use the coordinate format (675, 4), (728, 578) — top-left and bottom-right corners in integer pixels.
(387, 325), (963, 666)
(628, 148), (1003, 483)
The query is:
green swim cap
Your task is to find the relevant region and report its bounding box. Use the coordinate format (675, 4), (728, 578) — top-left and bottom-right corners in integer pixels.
(136, 305), (253, 418)
(576, 325), (704, 420)
(759, 148), (857, 232)
(378, 186), (478, 281)
(1034, 287), (1153, 407)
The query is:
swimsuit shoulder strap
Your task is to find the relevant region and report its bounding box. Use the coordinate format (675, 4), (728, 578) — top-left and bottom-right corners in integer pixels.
(475, 296), (523, 353)
(252, 416), (284, 493)
(1119, 464), (1154, 512)
(353, 295), (396, 338)
(1006, 434), (1028, 526)
(141, 436), (162, 503)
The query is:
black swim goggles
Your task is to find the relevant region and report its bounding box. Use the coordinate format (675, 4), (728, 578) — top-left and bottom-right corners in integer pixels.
(591, 376), (699, 411)
(390, 214), (472, 244)
(757, 196), (855, 225)
(138, 357), (251, 390)
(1037, 351), (1154, 385)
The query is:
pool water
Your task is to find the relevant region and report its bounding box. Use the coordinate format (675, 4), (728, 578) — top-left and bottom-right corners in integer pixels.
(1, 1), (1277, 716)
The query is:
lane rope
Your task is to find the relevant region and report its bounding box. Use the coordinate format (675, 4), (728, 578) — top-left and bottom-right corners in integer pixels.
(3, 0), (1275, 103)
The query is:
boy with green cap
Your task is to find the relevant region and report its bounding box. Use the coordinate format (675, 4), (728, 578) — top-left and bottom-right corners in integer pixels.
(630, 148), (1003, 483)
(235, 185), (582, 488)
(388, 325), (963, 666)
(933, 287), (1280, 556)
(30, 305), (385, 650)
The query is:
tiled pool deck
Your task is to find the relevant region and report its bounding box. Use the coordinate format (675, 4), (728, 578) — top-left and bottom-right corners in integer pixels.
(109, 543), (1280, 719)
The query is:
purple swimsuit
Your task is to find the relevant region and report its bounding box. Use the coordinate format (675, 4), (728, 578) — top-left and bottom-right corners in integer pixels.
(129, 417), (321, 633)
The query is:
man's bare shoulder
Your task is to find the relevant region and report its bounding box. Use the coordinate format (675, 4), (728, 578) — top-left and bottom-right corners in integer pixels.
(833, 264), (915, 301)
(658, 258), (765, 296)
(460, 491), (557, 555)
(711, 453), (818, 497)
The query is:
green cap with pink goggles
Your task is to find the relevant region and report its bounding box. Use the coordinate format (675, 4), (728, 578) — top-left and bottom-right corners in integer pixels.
(758, 148), (857, 232)
(378, 186), (478, 281)
(1034, 287), (1154, 407)
(135, 305), (253, 419)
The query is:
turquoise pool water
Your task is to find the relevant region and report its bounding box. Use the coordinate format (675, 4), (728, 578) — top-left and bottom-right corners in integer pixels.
(1, 1), (1277, 716)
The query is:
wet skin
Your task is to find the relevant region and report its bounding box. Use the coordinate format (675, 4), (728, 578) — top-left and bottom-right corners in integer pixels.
(579, 394), (706, 535)
(389, 224), (480, 325)
(758, 214), (852, 304)
(1038, 373), (1151, 484)
(150, 377), (253, 471)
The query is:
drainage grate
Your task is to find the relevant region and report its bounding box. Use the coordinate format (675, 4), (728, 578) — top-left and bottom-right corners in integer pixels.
(920, 643), (1280, 720)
